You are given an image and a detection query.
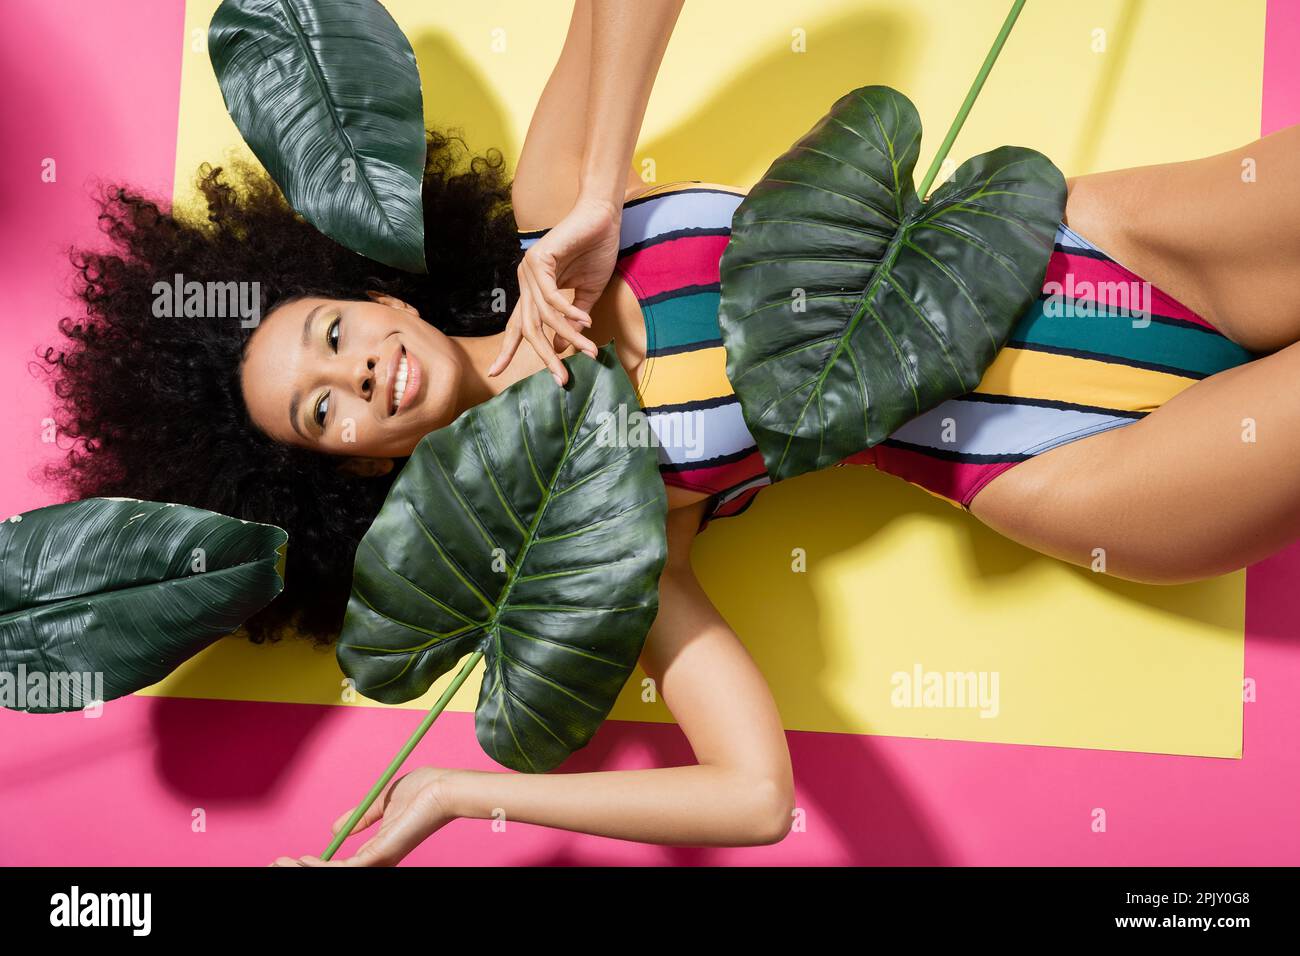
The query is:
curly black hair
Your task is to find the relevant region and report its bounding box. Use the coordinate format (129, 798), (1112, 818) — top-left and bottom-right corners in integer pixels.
(42, 128), (522, 643)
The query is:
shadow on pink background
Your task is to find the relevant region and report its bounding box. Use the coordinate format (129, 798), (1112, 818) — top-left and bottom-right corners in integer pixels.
(1, 0), (1297, 865)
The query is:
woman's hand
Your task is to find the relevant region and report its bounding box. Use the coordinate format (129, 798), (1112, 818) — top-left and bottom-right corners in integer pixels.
(270, 767), (459, 867)
(489, 195), (621, 386)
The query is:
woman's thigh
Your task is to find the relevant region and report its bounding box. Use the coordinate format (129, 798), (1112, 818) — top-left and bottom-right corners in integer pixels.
(970, 339), (1300, 583)
(1064, 123), (1300, 354)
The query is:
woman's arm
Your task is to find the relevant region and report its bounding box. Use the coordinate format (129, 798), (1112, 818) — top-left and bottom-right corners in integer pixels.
(575, 0), (685, 213)
(438, 501), (794, 847)
(512, 0), (662, 231)
(286, 502), (795, 864)
(500, 0), (685, 386)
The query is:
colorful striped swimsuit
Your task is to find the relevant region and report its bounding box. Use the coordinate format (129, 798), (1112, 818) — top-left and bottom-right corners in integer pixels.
(517, 182), (1257, 526)
(518, 182), (768, 523)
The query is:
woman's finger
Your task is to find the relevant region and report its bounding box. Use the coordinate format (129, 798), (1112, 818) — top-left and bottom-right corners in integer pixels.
(539, 312), (597, 358)
(521, 252), (594, 343)
(523, 249), (593, 328)
(329, 772), (409, 838)
(570, 285), (603, 318)
(314, 828), (399, 867)
(350, 834), (400, 867)
(521, 266), (597, 359)
(331, 802), (382, 838)
(518, 273), (569, 386)
(524, 322), (568, 387)
(488, 310), (524, 377)
(535, 270), (593, 329)
(528, 269), (596, 348)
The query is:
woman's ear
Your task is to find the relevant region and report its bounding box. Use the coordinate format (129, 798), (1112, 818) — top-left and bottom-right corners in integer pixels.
(366, 291), (419, 316)
(337, 456), (395, 478)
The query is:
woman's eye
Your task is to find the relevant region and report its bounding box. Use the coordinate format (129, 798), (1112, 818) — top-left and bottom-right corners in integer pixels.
(327, 316), (340, 352)
(313, 392), (330, 428)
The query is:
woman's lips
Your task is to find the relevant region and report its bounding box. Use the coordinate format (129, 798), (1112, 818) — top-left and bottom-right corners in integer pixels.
(396, 346), (422, 414)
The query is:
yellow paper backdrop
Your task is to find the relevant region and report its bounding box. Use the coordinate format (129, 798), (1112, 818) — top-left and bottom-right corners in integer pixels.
(151, 0), (1263, 758)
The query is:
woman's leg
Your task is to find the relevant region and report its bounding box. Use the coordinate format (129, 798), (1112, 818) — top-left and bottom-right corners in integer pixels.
(1063, 123), (1300, 353)
(970, 125), (1300, 582)
(971, 338), (1300, 583)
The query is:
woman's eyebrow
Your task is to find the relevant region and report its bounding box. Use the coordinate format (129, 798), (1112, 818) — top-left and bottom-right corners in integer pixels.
(301, 304), (323, 346)
(288, 394), (306, 440)
(287, 304), (326, 440)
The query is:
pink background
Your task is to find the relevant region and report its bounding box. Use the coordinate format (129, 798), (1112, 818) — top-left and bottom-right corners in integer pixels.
(1, 0), (1297, 865)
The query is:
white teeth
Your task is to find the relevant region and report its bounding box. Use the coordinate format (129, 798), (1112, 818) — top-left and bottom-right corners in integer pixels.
(392, 353), (409, 412)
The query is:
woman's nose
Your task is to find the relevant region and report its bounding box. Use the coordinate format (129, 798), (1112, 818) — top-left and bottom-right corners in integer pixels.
(351, 355), (378, 400)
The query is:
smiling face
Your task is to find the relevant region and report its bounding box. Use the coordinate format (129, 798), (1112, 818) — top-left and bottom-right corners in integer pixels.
(240, 293), (464, 461)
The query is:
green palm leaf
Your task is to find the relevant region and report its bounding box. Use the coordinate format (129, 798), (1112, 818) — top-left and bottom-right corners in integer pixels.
(209, 0), (427, 272)
(718, 85), (1066, 482)
(0, 498), (287, 713)
(338, 344), (668, 773)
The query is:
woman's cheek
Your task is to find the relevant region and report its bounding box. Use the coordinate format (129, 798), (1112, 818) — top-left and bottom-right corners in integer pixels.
(322, 412), (370, 455)
(338, 415), (361, 447)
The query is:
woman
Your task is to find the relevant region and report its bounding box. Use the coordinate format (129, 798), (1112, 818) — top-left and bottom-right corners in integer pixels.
(44, 2), (1300, 864)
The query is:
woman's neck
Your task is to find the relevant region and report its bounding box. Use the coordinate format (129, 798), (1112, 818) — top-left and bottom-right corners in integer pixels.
(447, 328), (578, 416)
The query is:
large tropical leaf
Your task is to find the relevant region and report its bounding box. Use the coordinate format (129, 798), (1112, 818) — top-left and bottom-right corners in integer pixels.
(0, 498), (287, 714)
(339, 344), (668, 772)
(209, 0), (427, 272)
(718, 85), (1066, 482)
